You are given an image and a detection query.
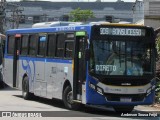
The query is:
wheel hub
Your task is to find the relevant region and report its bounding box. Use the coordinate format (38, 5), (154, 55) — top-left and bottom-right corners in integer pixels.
(67, 91), (73, 104)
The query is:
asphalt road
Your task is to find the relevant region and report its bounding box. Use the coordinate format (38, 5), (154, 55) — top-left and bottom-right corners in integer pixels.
(0, 86), (160, 120)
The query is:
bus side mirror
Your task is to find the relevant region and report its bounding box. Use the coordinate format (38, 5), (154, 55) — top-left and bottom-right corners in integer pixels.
(85, 49), (90, 61)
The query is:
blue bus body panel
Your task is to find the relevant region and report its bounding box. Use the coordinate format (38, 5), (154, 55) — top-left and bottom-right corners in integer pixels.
(86, 86), (155, 106)
(6, 25), (91, 34)
(85, 75), (155, 106)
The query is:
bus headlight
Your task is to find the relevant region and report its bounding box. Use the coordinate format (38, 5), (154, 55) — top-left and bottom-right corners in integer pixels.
(89, 82), (96, 90)
(146, 88), (152, 96)
(152, 85), (156, 90)
(146, 88), (151, 94)
(97, 87), (103, 95)
(89, 82), (103, 95)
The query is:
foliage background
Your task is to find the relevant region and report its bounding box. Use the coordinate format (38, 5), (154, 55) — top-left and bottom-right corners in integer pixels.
(156, 34), (160, 103)
(69, 8), (95, 22)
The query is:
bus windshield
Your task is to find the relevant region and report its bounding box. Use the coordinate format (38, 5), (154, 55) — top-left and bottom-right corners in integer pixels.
(89, 39), (153, 76)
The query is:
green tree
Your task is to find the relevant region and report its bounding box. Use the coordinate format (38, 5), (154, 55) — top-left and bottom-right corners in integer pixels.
(156, 34), (160, 56)
(156, 33), (160, 103)
(69, 8), (94, 22)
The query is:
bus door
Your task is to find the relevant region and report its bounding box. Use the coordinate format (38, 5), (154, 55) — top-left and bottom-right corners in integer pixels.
(73, 31), (87, 100)
(13, 34), (21, 88)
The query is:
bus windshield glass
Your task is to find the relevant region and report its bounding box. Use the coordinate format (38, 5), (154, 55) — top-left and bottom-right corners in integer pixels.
(89, 39), (153, 76)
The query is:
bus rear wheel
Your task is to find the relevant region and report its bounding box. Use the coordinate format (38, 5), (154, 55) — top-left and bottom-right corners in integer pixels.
(113, 106), (134, 113)
(62, 86), (81, 110)
(22, 76), (33, 100)
(0, 73), (4, 89)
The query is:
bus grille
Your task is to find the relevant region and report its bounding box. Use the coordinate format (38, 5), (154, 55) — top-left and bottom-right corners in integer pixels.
(104, 93), (146, 102)
(102, 80), (150, 86)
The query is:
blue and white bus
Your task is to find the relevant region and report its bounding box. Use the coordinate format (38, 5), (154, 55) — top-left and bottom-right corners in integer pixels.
(0, 33), (6, 89)
(4, 22), (156, 112)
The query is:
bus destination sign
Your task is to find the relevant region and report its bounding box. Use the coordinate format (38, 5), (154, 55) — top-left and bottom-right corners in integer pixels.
(100, 28), (145, 36)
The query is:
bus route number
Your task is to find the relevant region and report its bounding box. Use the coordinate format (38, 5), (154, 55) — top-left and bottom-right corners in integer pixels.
(100, 28), (143, 36)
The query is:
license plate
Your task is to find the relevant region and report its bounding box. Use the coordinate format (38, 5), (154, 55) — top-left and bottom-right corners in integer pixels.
(120, 97), (132, 102)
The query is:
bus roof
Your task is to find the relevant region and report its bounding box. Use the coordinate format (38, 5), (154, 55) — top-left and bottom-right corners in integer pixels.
(6, 22), (147, 35)
(100, 23), (144, 27)
(6, 24), (92, 34)
(32, 21), (83, 28)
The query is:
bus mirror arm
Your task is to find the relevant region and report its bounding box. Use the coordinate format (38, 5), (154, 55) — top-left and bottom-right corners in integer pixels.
(85, 49), (90, 61)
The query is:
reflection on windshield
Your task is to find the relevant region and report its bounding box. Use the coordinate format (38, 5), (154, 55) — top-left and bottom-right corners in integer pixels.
(89, 40), (152, 76)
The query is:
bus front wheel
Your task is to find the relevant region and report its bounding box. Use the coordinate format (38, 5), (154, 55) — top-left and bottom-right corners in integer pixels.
(62, 86), (81, 110)
(113, 106), (134, 113)
(22, 76), (33, 100)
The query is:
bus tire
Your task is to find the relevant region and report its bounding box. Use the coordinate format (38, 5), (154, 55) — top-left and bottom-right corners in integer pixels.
(62, 86), (81, 110)
(0, 72), (4, 89)
(113, 106), (134, 113)
(0, 81), (4, 89)
(22, 76), (33, 100)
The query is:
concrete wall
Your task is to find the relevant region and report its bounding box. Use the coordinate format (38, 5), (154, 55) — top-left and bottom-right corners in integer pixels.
(144, 0), (160, 29)
(145, 18), (160, 28)
(133, 1), (144, 24)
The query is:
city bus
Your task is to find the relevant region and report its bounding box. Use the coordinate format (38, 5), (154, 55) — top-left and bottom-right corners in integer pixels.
(0, 33), (6, 88)
(4, 22), (156, 112)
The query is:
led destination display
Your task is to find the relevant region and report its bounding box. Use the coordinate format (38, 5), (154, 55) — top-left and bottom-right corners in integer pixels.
(100, 28), (146, 36)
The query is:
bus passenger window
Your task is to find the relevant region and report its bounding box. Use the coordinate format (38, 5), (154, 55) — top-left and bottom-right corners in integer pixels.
(28, 35), (37, 56)
(38, 36), (46, 57)
(65, 41), (74, 59)
(7, 36), (14, 55)
(21, 35), (28, 55)
(56, 33), (65, 58)
(47, 34), (56, 57)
